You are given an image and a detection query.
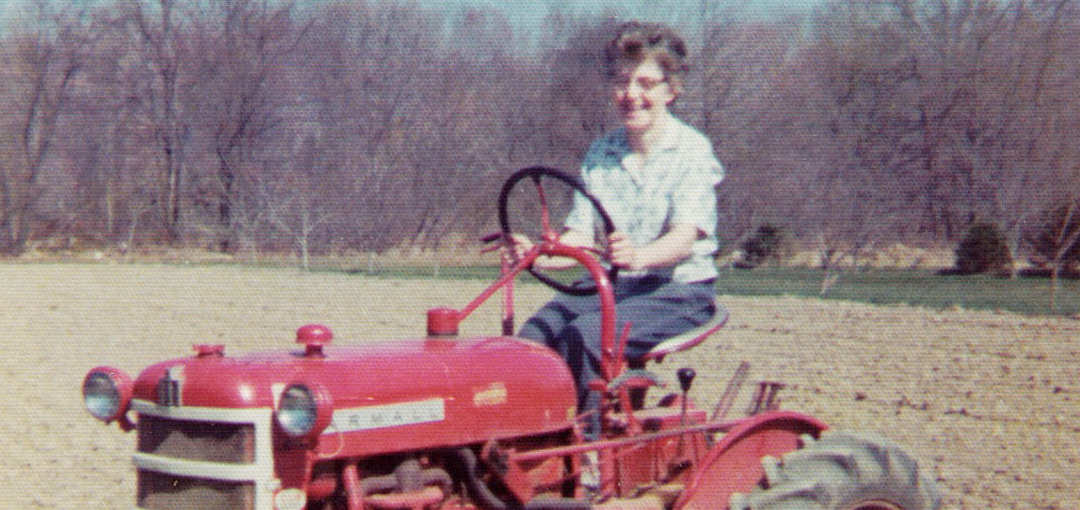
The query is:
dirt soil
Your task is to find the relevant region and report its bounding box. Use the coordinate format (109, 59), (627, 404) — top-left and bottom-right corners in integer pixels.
(2, 263), (1076, 509)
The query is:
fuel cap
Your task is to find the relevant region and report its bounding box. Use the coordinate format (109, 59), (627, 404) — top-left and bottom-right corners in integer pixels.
(296, 324), (333, 356)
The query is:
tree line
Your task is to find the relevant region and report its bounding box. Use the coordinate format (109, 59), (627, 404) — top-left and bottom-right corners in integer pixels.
(2, 0), (1078, 267)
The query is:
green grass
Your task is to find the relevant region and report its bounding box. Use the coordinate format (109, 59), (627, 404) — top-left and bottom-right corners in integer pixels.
(340, 265), (504, 281)
(712, 267), (1080, 316)
(23, 252), (1077, 316)
(342, 264), (1080, 317)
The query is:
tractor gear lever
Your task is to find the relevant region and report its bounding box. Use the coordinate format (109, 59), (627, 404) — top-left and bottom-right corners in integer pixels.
(677, 368), (696, 431)
(677, 368), (696, 393)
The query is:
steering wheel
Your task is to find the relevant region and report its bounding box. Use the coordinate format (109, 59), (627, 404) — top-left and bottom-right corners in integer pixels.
(498, 166), (618, 296)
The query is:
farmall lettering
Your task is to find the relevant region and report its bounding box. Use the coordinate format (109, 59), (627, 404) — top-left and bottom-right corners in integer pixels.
(82, 167), (941, 510)
(332, 399), (446, 433)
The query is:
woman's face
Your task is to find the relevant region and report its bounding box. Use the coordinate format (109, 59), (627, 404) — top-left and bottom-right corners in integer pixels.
(611, 57), (677, 133)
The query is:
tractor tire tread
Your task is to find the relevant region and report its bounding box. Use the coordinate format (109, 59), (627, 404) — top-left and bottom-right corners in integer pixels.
(729, 430), (941, 510)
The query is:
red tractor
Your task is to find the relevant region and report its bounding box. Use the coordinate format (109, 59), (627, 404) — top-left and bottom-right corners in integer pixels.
(83, 167), (940, 510)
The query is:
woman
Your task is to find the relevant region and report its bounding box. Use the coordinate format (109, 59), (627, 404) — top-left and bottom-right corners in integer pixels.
(509, 21), (723, 438)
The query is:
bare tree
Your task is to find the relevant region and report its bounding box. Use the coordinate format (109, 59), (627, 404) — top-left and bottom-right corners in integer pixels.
(752, 0), (919, 291)
(1023, 194), (1080, 311)
(263, 138), (337, 271)
(1000, 1), (1080, 252)
(291, 2), (447, 253)
(0, 0), (92, 254)
(696, 16), (807, 245)
(125, 0), (192, 243)
(183, 0), (309, 252)
(539, 13), (621, 159)
(266, 194), (333, 271)
(60, 6), (154, 249)
(5, 0), (1080, 273)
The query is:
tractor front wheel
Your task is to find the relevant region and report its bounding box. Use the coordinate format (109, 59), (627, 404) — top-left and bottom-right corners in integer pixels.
(728, 431), (941, 510)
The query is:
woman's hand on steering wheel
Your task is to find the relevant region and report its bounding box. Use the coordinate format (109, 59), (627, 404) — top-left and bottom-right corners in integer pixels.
(499, 233), (533, 267)
(503, 230), (599, 271)
(498, 166), (618, 295)
(608, 231), (645, 272)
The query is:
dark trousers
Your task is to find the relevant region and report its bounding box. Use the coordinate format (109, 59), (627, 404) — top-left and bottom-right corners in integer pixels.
(518, 275), (716, 437)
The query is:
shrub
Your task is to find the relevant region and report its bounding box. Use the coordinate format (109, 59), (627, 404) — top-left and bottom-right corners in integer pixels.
(739, 224), (787, 268)
(953, 222), (1012, 275)
(1024, 203), (1080, 271)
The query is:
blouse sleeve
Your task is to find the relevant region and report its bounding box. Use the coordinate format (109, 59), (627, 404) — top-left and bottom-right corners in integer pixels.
(669, 150), (724, 236)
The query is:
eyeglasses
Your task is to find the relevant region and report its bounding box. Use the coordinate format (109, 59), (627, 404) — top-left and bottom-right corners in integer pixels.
(611, 76), (668, 92)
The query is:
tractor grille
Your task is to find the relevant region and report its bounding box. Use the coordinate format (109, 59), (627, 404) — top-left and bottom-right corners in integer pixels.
(137, 469), (254, 509)
(137, 415), (255, 463)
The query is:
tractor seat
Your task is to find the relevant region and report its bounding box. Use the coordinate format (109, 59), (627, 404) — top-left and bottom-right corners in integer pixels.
(639, 299), (729, 363)
(615, 299), (729, 410)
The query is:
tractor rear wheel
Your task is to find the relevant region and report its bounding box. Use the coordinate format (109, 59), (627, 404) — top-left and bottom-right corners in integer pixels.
(728, 431), (941, 510)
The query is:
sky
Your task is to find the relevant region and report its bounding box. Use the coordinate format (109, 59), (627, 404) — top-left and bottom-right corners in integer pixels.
(443, 0), (823, 32)
(0, 0), (829, 47)
(1, 1), (13, 27)
(0, 0), (825, 31)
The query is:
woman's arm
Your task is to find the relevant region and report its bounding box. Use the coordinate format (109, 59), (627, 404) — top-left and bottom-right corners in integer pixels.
(608, 223), (698, 271)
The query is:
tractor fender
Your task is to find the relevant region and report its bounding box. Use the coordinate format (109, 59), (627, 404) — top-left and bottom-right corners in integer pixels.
(675, 411), (827, 510)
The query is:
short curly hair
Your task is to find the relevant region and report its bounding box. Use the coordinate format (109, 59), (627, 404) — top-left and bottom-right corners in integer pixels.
(604, 21), (690, 91)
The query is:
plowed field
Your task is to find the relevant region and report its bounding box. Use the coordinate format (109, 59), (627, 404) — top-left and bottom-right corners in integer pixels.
(2, 264), (1076, 509)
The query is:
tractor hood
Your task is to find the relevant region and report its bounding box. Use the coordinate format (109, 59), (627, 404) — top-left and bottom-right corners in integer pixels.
(131, 329), (578, 450)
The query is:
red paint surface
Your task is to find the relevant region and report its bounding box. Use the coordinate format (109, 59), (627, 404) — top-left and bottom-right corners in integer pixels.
(132, 335), (577, 457)
(676, 411), (828, 510)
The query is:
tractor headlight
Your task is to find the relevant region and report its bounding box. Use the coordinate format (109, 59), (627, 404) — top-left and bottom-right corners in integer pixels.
(276, 383), (331, 438)
(83, 367), (133, 423)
